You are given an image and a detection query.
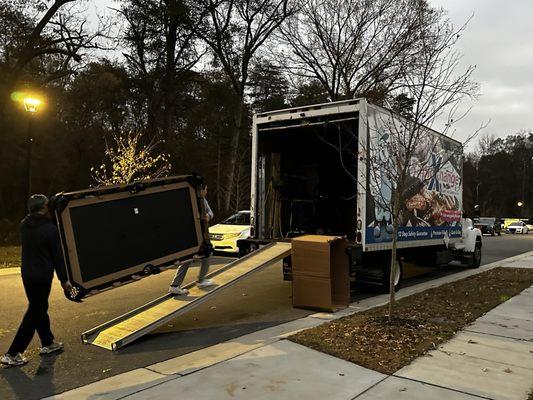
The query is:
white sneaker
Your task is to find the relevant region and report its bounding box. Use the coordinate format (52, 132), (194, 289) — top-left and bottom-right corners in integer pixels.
(1, 353), (28, 366)
(40, 341), (63, 355)
(197, 279), (215, 288)
(169, 286), (189, 295)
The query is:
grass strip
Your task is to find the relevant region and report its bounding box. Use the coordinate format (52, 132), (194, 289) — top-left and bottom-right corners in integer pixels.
(0, 246), (20, 269)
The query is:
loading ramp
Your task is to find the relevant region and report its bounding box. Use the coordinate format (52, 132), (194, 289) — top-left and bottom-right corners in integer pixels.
(81, 242), (292, 351)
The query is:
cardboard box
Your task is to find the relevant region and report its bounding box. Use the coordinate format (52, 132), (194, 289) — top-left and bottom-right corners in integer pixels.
(291, 235), (350, 311)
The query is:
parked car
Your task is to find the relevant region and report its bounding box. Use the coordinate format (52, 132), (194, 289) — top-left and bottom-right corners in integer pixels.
(527, 223), (533, 231)
(474, 217), (501, 236)
(503, 218), (521, 229)
(209, 210), (251, 253)
(507, 221), (529, 234)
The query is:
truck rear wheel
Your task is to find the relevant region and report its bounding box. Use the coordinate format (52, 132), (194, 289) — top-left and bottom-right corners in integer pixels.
(468, 242), (482, 268)
(381, 258), (403, 293)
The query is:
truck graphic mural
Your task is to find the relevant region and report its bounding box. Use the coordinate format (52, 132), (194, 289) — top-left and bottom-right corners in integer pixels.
(366, 107), (463, 244)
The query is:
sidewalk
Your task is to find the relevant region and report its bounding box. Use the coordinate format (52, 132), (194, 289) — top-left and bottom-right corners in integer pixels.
(44, 252), (533, 400)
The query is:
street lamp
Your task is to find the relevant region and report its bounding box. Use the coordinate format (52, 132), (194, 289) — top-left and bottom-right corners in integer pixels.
(23, 97), (41, 113)
(518, 201), (524, 207)
(22, 95), (43, 209)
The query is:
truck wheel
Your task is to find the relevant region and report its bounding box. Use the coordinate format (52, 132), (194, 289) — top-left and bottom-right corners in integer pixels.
(469, 242), (482, 268)
(238, 246), (250, 258)
(381, 259), (403, 293)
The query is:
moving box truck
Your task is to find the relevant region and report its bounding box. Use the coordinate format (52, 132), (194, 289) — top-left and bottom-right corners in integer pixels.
(239, 98), (482, 290)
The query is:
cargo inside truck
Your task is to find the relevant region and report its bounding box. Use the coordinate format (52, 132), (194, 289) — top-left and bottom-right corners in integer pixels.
(256, 111), (359, 241)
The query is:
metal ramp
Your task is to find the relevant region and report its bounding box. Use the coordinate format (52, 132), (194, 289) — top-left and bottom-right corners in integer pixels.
(81, 242), (292, 351)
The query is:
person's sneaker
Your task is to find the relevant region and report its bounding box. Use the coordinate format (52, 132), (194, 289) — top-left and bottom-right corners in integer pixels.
(39, 341), (63, 355)
(197, 279), (215, 288)
(169, 286), (189, 295)
(1, 353), (27, 366)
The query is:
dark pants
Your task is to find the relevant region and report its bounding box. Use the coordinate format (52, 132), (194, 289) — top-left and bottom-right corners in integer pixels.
(8, 278), (54, 355)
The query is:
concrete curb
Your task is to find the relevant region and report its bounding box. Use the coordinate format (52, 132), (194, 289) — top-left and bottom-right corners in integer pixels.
(43, 250), (533, 399)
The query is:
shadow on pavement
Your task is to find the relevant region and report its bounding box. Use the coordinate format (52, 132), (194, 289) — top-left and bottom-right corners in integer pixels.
(116, 320), (285, 355)
(1, 351), (60, 400)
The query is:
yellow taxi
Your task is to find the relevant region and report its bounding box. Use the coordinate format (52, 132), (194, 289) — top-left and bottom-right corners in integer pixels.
(209, 211), (251, 254)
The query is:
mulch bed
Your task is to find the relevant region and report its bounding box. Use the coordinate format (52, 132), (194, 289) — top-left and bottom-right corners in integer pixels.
(290, 267), (533, 374)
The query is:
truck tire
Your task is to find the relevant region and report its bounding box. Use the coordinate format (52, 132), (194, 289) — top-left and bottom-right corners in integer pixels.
(381, 258), (403, 293)
(468, 242), (482, 268)
(238, 246), (251, 258)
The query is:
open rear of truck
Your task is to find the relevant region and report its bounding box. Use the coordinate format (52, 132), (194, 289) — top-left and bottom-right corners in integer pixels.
(251, 100), (364, 242)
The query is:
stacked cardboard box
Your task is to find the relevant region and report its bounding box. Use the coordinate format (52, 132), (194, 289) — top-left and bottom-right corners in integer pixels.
(291, 235), (350, 311)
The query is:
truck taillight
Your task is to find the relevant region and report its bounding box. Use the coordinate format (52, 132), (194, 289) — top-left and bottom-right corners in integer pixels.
(250, 226), (255, 238)
(356, 232), (362, 243)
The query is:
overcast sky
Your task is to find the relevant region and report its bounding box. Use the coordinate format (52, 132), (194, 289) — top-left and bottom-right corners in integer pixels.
(430, 0), (533, 146)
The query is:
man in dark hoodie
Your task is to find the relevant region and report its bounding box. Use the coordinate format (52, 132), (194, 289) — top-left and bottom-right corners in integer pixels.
(1, 194), (71, 366)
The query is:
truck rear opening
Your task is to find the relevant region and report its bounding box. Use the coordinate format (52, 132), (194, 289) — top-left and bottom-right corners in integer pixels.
(255, 111), (359, 241)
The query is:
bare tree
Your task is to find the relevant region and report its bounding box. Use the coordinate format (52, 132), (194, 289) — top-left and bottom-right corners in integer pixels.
(0, 0), (109, 106)
(197, 0), (292, 213)
(277, 0), (442, 102)
(119, 0), (210, 140)
(369, 11), (484, 317)
(477, 132), (498, 156)
(316, 10), (483, 318)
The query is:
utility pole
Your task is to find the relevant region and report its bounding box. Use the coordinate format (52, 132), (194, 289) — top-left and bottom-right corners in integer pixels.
(25, 115), (34, 203)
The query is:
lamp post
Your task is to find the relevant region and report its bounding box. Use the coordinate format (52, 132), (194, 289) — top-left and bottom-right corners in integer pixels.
(23, 96), (41, 207)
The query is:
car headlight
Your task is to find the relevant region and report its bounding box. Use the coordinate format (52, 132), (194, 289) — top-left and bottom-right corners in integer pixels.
(223, 232), (241, 239)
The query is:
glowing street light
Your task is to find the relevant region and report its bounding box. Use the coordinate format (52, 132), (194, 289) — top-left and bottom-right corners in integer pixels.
(518, 201), (524, 207)
(23, 96), (42, 113)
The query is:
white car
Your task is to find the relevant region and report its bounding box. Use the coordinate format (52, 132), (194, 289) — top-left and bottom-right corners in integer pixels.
(507, 221), (529, 234)
(209, 211), (251, 253)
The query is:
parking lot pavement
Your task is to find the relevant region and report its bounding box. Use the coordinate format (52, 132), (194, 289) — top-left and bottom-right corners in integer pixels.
(2, 236), (533, 400)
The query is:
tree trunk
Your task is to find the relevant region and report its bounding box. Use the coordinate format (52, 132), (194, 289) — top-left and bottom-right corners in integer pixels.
(161, 1), (178, 142)
(222, 98), (245, 213)
(216, 139), (221, 212)
(388, 193), (400, 320)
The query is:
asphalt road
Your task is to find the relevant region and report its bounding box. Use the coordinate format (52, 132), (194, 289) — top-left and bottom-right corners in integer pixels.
(1, 234), (532, 400)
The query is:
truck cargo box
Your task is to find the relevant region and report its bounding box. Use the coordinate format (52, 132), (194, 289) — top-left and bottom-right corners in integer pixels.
(52, 175), (208, 301)
(250, 98), (463, 252)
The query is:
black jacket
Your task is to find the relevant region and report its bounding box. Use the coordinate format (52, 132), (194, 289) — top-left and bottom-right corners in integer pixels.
(20, 213), (67, 282)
